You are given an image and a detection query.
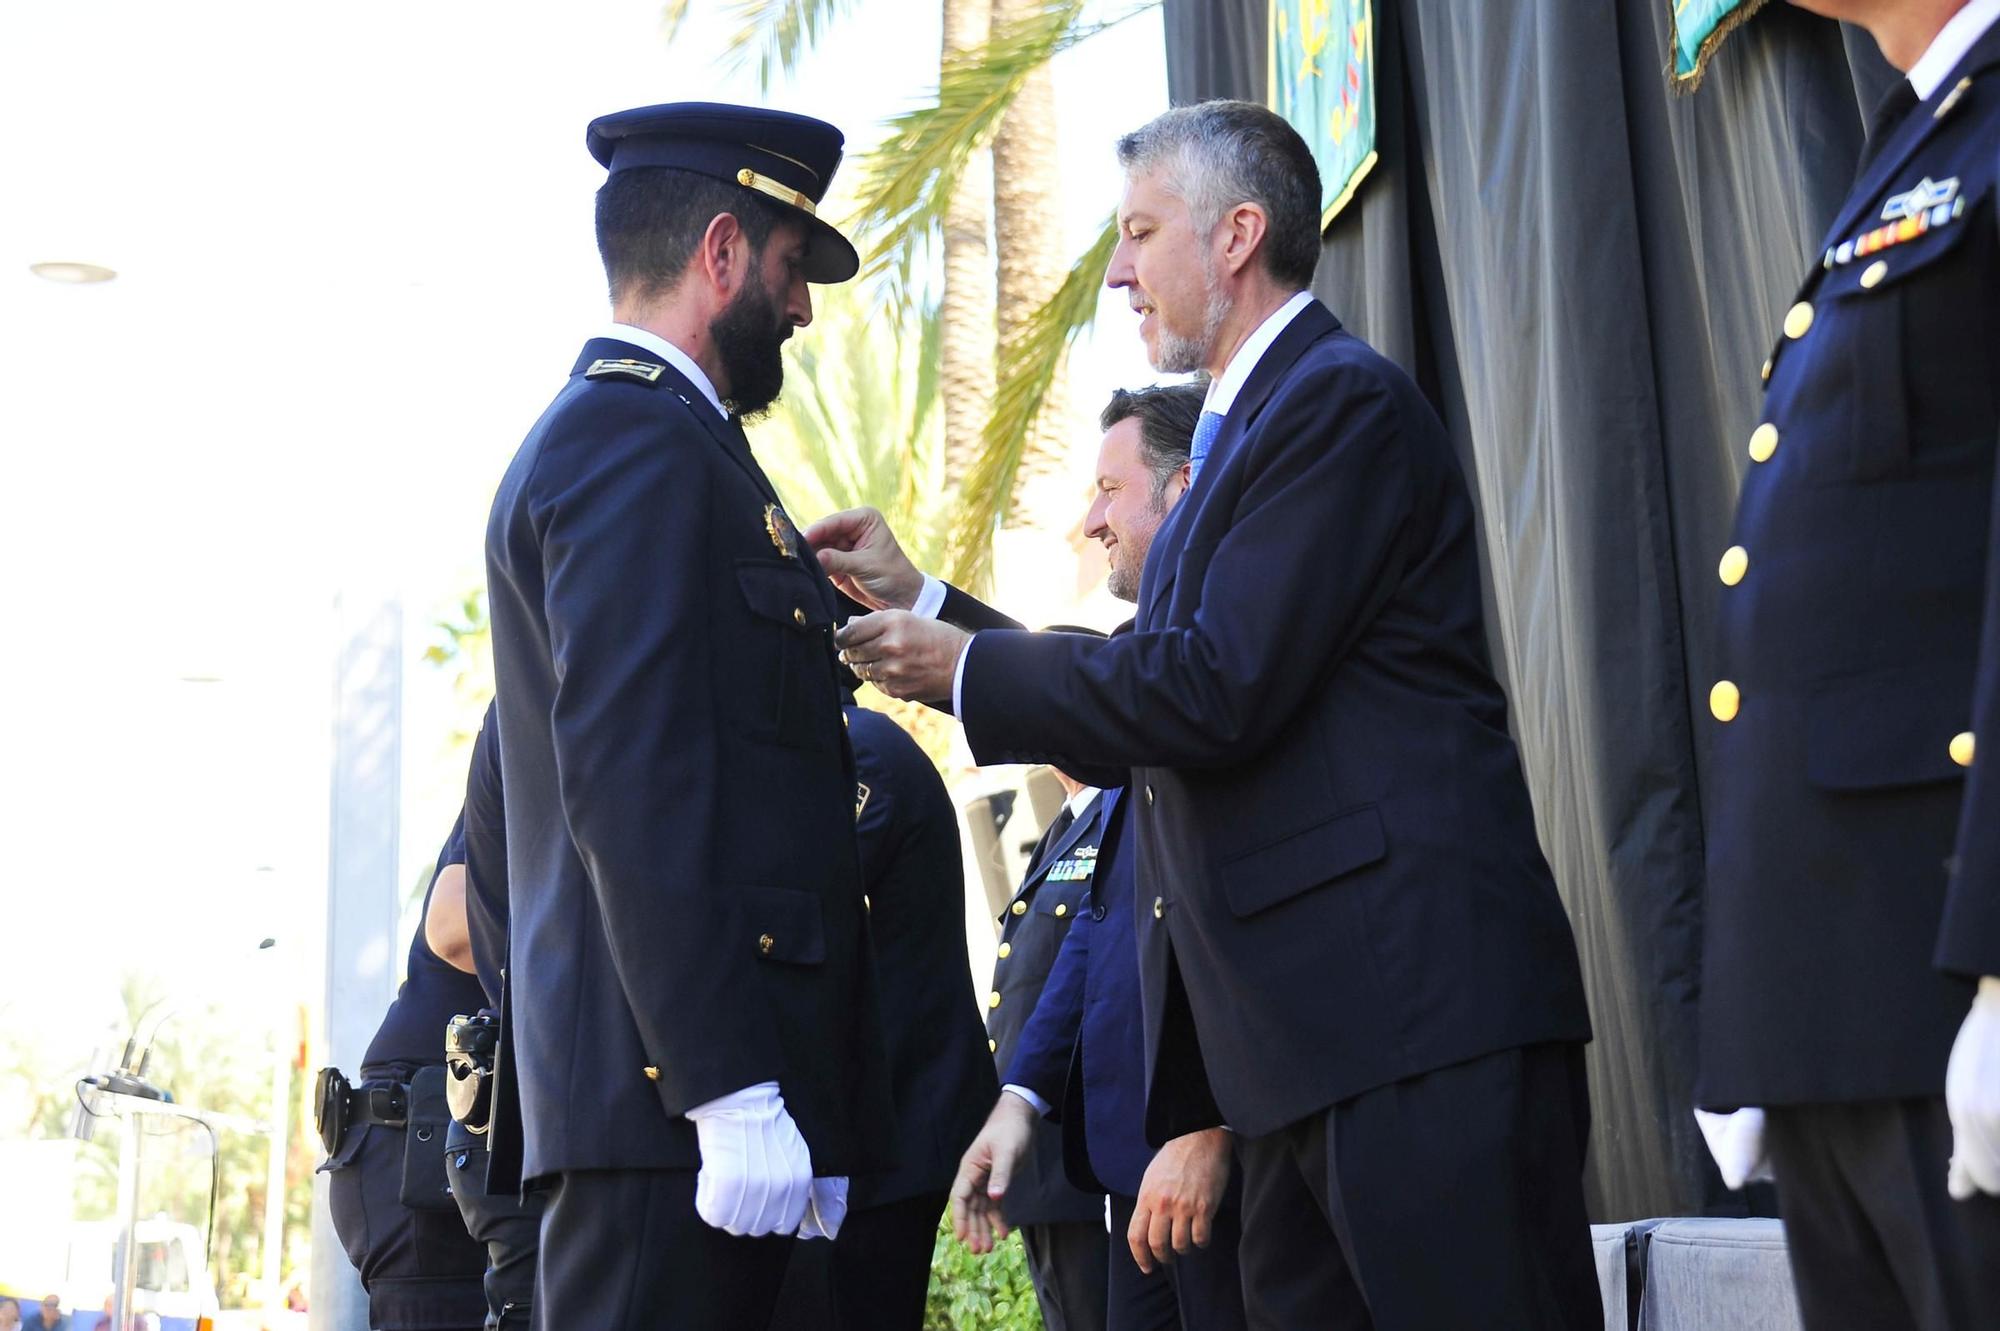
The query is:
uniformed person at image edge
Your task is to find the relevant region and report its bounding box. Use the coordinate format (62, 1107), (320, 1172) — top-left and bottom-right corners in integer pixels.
(480, 102), (896, 1330)
(1696, 3), (2000, 1327)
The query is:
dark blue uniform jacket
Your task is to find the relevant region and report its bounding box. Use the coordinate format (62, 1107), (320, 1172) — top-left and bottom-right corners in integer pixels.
(483, 338), (895, 1185)
(1698, 28), (2000, 1108)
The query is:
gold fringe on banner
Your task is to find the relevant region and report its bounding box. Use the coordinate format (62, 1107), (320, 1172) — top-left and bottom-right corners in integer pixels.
(1667, 0), (1775, 94)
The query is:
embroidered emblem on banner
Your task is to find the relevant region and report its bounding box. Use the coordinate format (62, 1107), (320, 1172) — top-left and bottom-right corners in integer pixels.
(764, 503), (798, 558)
(1269, 0), (1377, 228)
(1822, 193), (1967, 269)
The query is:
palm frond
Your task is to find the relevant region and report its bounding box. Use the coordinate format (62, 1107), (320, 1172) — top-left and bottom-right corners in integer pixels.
(944, 212), (1119, 588)
(661, 0), (858, 89)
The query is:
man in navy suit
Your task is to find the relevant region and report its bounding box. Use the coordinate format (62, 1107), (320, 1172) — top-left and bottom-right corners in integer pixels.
(483, 103), (894, 1330)
(1692, 3), (2000, 1325)
(825, 101), (1598, 1328)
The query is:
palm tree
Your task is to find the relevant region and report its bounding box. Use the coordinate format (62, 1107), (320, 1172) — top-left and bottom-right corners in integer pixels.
(939, 0), (998, 492)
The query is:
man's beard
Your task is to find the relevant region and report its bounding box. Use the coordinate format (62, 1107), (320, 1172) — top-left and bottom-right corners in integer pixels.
(1105, 496), (1169, 602)
(1151, 255), (1228, 375)
(712, 272), (789, 418)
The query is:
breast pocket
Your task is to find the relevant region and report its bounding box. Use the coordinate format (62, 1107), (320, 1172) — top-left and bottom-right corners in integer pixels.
(734, 559), (839, 750)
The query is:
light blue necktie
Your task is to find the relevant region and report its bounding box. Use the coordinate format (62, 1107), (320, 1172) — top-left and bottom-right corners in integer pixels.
(1189, 410), (1225, 485)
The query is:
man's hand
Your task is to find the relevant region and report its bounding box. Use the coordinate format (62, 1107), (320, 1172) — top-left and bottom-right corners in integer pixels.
(803, 507), (925, 611)
(950, 1092), (1039, 1254)
(1693, 1107), (1774, 1191)
(1947, 976), (2000, 1199)
(684, 1082), (814, 1236)
(1128, 1127), (1233, 1274)
(835, 611), (969, 702)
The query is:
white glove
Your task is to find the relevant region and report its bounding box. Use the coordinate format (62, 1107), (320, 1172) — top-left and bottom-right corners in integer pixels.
(1694, 1107), (1774, 1190)
(1946, 976), (2000, 1200)
(797, 1175), (850, 1240)
(685, 1081), (814, 1236)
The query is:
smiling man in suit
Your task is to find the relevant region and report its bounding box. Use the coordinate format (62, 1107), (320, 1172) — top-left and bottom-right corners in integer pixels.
(483, 102), (895, 1331)
(825, 100), (1598, 1328)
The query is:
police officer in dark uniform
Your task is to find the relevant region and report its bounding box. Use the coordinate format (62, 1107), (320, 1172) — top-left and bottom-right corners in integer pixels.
(439, 708), (542, 1331)
(988, 776), (1113, 1331)
(482, 102), (895, 1331)
(1697, 3), (2000, 1325)
(767, 699), (998, 1330)
(323, 819), (490, 1331)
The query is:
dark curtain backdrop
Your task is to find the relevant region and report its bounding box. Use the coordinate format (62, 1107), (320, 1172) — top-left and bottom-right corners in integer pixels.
(1162, 0), (1894, 1220)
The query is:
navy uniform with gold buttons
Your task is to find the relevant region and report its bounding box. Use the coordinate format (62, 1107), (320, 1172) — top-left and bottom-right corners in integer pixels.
(483, 103), (895, 1330)
(1697, 17), (2000, 1327)
(991, 788), (1112, 1331)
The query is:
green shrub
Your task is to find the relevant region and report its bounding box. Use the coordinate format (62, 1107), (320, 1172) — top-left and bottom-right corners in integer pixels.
(925, 1215), (1044, 1330)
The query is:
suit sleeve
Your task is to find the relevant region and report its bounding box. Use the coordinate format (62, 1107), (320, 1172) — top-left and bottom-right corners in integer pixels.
(941, 582), (1026, 633)
(1003, 903), (1091, 1110)
(1937, 423), (2000, 979)
(959, 363), (1414, 771)
(529, 395), (782, 1114)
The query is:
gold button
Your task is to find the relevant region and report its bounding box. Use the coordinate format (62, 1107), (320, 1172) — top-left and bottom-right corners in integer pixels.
(757, 933), (775, 956)
(997, 942), (1011, 959)
(1053, 903), (1067, 918)
(988, 991), (1002, 1009)
(1860, 260), (1888, 289)
(1718, 546), (1749, 587)
(1951, 732), (1976, 768)
(862, 894), (871, 911)
(842, 711), (849, 727)
(1760, 357), (1772, 384)
(988, 1038), (998, 1053)
(793, 607), (807, 626)
(1783, 301), (1814, 339)
(644, 1066), (660, 1081)
(1748, 423), (1779, 463)
(737, 168), (756, 186)
(1710, 680), (1741, 723)
(1153, 897), (1164, 919)
(1011, 900), (1027, 916)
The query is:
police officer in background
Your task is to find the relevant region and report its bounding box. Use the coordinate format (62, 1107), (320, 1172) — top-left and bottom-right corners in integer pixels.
(1696, 2), (2000, 1326)
(987, 771), (1112, 1331)
(322, 819), (489, 1331)
(482, 101), (895, 1330)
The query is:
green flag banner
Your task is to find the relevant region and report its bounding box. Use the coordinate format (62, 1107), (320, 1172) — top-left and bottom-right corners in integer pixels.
(1268, 0), (1377, 230)
(1669, 0), (1770, 90)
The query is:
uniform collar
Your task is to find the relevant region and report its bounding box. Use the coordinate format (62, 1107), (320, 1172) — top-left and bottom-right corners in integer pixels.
(1204, 289), (1314, 418)
(1063, 786), (1100, 821)
(1909, 0), (2000, 99)
(603, 323), (727, 418)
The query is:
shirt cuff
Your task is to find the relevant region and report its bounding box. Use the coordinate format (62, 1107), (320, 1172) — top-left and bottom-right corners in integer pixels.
(952, 633), (974, 719)
(1002, 1083), (1052, 1117)
(911, 574), (947, 620)
(683, 1080), (782, 1120)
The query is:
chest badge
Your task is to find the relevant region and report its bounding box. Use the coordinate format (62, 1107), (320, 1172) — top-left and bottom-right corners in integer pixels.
(764, 503), (799, 559)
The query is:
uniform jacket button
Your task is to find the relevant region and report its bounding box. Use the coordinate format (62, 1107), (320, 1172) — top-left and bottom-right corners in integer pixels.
(1718, 546), (1749, 586)
(1053, 903), (1068, 917)
(1748, 423), (1779, 463)
(1783, 300), (1814, 339)
(1710, 680), (1741, 723)
(1951, 732), (1976, 768)
(989, 990), (1002, 1009)
(1011, 900), (1028, 916)
(997, 942), (1011, 959)
(1153, 897), (1165, 919)
(757, 933), (775, 956)
(644, 1066), (661, 1081)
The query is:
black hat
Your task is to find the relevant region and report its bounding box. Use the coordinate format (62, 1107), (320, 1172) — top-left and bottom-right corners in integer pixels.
(587, 101), (860, 284)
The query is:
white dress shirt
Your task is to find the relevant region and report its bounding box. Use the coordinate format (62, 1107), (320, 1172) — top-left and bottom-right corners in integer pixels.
(602, 323), (727, 418)
(1909, 0), (2000, 98)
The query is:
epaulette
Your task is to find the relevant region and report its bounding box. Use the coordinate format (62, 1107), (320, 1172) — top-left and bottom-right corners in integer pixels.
(584, 357), (665, 384)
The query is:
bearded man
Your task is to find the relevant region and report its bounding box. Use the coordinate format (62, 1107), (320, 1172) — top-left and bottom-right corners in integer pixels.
(482, 103), (894, 1331)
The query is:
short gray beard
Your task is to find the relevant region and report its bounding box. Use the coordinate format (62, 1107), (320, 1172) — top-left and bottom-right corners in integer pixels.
(1152, 264), (1229, 374)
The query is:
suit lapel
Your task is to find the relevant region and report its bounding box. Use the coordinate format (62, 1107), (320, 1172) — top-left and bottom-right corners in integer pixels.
(1137, 302), (1341, 626)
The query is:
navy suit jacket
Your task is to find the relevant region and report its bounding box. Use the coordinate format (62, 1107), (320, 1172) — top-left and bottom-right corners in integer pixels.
(1698, 29), (2000, 1108)
(483, 337), (894, 1183)
(957, 301), (1592, 1141)
(844, 704), (998, 1208)
(1006, 788), (1156, 1197)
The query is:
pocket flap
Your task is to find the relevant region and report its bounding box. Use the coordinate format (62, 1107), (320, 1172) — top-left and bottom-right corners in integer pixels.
(1033, 882), (1090, 918)
(1805, 673), (1971, 791)
(1220, 804), (1386, 918)
(1823, 187), (1983, 299)
(736, 560), (829, 629)
(740, 885), (826, 964)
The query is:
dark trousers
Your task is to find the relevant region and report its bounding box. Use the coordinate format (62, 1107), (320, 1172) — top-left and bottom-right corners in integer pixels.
(532, 1168), (793, 1331)
(325, 1123), (487, 1330)
(1765, 1096), (2000, 1331)
(1021, 1217), (1112, 1331)
(1105, 1193), (1248, 1331)
(765, 1189), (947, 1331)
(444, 1124), (543, 1331)
(1235, 1041), (1600, 1331)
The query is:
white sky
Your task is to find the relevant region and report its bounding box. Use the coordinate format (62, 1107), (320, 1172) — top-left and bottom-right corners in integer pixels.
(0, 2), (1166, 1068)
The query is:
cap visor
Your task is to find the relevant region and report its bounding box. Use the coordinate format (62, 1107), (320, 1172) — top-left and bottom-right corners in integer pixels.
(804, 218), (861, 284)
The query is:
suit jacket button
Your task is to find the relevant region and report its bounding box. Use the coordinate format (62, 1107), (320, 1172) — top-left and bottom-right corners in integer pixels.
(862, 895), (871, 911)
(1748, 423), (1779, 463)
(1092, 903), (1108, 922)
(997, 942), (1012, 958)
(1011, 901), (1028, 916)
(1783, 300), (1814, 339)
(1153, 897), (1165, 919)
(758, 933), (776, 956)
(643, 1066), (661, 1081)
(989, 1038), (998, 1053)
(793, 607), (807, 627)
(1951, 732), (1976, 768)
(1710, 680), (1741, 723)
(989, 990), (1002, 1009)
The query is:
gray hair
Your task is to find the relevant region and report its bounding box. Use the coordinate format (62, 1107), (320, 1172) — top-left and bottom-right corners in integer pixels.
(1116, 101), (1323, 289)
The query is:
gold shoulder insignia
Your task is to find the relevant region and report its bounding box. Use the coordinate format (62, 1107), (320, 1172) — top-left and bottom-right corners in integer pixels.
(585, 357), (665, 383)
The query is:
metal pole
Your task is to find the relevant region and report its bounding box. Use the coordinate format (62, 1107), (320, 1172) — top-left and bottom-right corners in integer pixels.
(113, 1112), (141, 1331)
(311, 593), (403, 1331)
